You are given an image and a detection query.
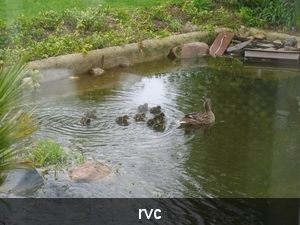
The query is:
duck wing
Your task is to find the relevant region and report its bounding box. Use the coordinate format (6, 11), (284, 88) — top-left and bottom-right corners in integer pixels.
(184, 112), (203, 120)
(179, 112), (209, 124)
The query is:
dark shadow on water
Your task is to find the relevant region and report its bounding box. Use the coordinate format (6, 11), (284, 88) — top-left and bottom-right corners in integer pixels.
(177, 123), (214, 136)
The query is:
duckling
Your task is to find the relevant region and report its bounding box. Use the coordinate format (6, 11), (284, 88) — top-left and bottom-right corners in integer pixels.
(80, 117), (91, 125)
(146, 118), (155, 126)
(153, 112), (165, 123)
(84, 109), (97, 119)
(152, 121), (165, 131)
(116, 115), (130, 125)
(137, 103), (148, 113)
(149, 105), (162, 114)
(179, 98), (215, 125)
(133, 113), (147, 122)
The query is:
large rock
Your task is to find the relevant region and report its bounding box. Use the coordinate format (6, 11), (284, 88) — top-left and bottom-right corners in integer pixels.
(283, 37), (297, 47)
(170, 42), (209, 59)
(0, 168), (44, 196)
(69, 160), (111, 182)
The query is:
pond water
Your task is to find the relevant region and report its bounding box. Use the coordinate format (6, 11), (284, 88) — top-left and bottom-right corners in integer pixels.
(16, 57), (300, 198)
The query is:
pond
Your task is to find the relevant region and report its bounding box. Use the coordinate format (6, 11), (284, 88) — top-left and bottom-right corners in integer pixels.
(15, 57), (300, 198)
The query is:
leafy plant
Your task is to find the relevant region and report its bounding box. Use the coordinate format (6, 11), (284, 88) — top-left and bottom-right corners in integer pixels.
(296, 0), (300, 30)
(236, 7), (266, 28)
(193, 0), (213, 11)
(0, 56), (38, 180)
(26, 140), (68, 167)
(74, 153), (85, 165)
(256, 0), (295, 27)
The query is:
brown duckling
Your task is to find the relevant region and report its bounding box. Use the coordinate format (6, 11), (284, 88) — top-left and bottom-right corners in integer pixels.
(80, 117), (91, 125)
(146, 118), (155, 126)
(84, 109), (97, 119)
(149, 105), (162, 114)
(153, 112), (165, 123)
(179, 98), (215, 125)
(137, 103), (148, 113)
(116, 115), (130, 125)
(133, 113), (147, 122)
(152, 121), (165, 131)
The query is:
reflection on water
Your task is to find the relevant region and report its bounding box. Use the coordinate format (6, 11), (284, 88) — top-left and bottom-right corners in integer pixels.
(15, 57), (300, 198)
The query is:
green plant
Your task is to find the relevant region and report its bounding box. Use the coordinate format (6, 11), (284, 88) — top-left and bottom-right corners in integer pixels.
(296, 0), (300, 30)
(237, 7), (266, 27)
(169, 19), (181, 32)
(0, 56), (38, 184)
(255, 0), (295, 28)
(193, 0), (213, 11)
(26, 140), (67, 167)
(74, 153), (85, 165)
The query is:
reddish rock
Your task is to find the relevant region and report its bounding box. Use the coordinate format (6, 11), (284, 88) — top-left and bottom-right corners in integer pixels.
(69, 160), (111, 182)
(170, 42), (209, 59)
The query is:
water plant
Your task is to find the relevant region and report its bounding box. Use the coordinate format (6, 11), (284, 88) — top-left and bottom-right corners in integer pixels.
(25, 140), (68, 167)
(74, 153), (85, 165)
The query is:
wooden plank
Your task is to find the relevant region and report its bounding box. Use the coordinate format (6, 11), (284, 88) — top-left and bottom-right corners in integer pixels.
(209, 32), (234, 56)
(244, 49), (300, 65)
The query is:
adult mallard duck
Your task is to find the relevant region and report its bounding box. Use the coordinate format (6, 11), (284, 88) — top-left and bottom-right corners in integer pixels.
(137, 103), (148, 113)
(116, 115), (130, 125)
(179, 98), (215, 125)
(80, 117), (91, 125)
(134, 113), (147, 122)
(84, 109), (97, 119)
(149, 105), (162, 114)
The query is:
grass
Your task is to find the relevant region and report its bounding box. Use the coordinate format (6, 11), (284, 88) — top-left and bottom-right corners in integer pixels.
(25, 140), (68, 167)
(0, 0), (182, 22)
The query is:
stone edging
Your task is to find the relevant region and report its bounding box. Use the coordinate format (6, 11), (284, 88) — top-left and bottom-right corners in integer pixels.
(27, 28), (300, 83)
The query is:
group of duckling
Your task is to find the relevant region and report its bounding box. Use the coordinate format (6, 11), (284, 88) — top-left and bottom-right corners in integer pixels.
(115, 103), (166, 131)
(80, 98), (215, 130)
(80, 109), (97, 125)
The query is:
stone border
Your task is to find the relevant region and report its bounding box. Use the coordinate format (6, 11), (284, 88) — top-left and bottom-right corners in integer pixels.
(27, 28), (300, 83)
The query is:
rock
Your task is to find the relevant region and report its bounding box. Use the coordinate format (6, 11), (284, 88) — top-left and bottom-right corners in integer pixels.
(22, 77), (40, 89)
(255, 42), (276, 49)
(227, 39), (252, 53)
(119, 62), (133, 68)
(0, 168), (44, 196)
(277, 48), (286, 51)
(297, 43), (300, 50)
(283, 37), (297, 47)
(170, 42), (209, 59)
(182, 21), (198, 33)
(253, 33), (266, 40)
(238, 25), (250, 38)
(273, 39), (282, 45)
(284, 46), (297, 51)
(89, 68), (105, 76)
(69, 160), (111, 182)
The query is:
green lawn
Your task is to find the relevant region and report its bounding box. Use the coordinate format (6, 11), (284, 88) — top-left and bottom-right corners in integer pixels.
(0, 0), (181, 22)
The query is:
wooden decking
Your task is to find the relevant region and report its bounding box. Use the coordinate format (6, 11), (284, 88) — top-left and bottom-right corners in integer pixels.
(244, 48), (300, 65)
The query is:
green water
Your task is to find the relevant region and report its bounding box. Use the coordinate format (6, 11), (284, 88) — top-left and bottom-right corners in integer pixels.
(15, 57), (300, 198)
(170, 60), (300, 198)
